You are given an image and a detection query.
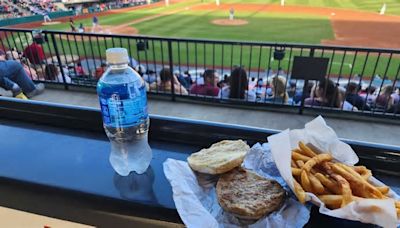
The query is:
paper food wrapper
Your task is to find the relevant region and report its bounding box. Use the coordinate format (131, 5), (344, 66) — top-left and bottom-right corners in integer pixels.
(268, 116), (400, 228)
(163, 143), (310, 228)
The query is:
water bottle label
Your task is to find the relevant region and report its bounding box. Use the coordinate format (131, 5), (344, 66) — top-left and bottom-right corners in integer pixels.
(99, 89), (148, 127)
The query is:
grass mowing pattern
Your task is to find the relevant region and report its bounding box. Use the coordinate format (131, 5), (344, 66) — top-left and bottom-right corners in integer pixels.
(133, 11), (333, 44)
(202, 0), (400, 15)
(7, 1), (399, 82)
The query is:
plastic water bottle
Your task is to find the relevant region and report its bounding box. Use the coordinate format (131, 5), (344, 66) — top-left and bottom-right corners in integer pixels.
(97, 48), (152, 176)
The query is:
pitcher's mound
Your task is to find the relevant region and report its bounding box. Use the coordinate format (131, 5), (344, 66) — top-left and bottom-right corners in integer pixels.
(42, 21), (61, 26)
(212, 19), (248, 26)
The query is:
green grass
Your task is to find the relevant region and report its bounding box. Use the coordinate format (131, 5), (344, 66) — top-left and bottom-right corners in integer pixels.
(134, 11), (333, 44)
(5, 0), (397, 81)
(40, 1), (334, 44)
(202, 0), (400, 15)
(40, 0), (200, 31)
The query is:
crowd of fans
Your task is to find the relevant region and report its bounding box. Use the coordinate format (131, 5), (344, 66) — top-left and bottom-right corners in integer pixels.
(0, 0), (151, 20)
(0, 0), (25, 18)
(0, 0), (61, 19)
(2, 36), (399, 113)
(131, 66), (400, 114)
(21, 0), (59, 16)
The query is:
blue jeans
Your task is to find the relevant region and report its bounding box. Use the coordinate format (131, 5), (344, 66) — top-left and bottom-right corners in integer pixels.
(0, 60), (36, 93)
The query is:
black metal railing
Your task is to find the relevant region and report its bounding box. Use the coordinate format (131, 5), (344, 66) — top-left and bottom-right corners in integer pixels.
(0, 27), (399, 119)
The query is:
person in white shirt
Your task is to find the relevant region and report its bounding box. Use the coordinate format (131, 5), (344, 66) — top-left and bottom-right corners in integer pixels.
(44, 64), (72, 84)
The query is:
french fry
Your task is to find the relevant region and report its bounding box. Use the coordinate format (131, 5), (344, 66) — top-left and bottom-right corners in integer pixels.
(361, 172), (372, 181)
(319, 195), (369, 209)
(296, 160), (305, 168)
(351, 165), (372, 180)
(291, 159), (298, 168)
(302, 154), (332, 172)
(315, 173), (341, 194)
(298, 141), (317, 157)
(292, 168), (302, 176)
(322, 188), (333, 195)
(376, 186), (390, 195)
(320, 163), (352, 207)
(335, 164), (383, 199)
(292, 148), (303, 154)
(337, 176), (352, 207)
(293, 178), (306, 204)
(301, 170), (313, 192)
(319, 195), (342, 209)
(309, 172), (325, 194)
(292, 141), (397, 212)
(292, 152), (311, 162)
(352, 166), (367, 172)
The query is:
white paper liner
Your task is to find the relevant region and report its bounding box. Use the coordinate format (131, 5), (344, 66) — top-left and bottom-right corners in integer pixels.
(268, 116), (400, 228)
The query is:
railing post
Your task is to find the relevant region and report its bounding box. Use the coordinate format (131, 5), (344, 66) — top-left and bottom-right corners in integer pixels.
(50, 33), (69, 90)
(298, 48), (315, 114)
(167, 40), (175, 101)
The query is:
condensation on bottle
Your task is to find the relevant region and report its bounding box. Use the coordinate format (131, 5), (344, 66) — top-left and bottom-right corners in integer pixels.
(97, 48), (152, 176)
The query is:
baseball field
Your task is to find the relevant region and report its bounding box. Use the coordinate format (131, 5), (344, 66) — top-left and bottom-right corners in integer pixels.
(7, 0), (400, 79)
(36, 0), (400, 47)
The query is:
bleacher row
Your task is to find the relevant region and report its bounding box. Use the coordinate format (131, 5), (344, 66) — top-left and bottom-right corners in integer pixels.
(6, 39), (399, 114)
(1, 27), (399, 118)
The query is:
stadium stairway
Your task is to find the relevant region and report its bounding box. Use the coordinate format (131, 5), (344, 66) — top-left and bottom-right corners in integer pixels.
(2, 87), (394, 147)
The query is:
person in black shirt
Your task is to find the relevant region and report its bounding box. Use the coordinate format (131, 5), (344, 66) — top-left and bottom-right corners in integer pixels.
(346, 82), (370, 111)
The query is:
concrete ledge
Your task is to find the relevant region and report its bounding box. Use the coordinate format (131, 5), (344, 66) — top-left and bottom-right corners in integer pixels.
(21, 88), (400, 147)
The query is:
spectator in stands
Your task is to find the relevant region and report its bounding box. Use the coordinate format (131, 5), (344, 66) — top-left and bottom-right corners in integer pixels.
(75, 62), (84, 76)
(136, 65), (155, 84)
(219, 67), (255, 101)
(5, 48), (19, 60)
(254, 78), (266, 102)
(0, 50), (44, 99)
(45, 64), (72, 83)
(248, 77), (257, 91)
(392, 87), (399, 105)
(362, 85), (377, 106)
(305, 78), (340, 108)
(346, 82), (369, 111)
(95, 63), (107, 80)
(375, 85), (394, 111)
(69, 17), (76, 32)
(149, 68), (188, 95)
(338, 87), (357, 111)
(23, 41), (45, 65)
(265, 76), (289, 104)
(100, 3), (106, 11)
(20, 58), (38, 80)
(190, 69), (219, 96)
(292, 81), (314, 104)
(287, 81), (297, 98)
(175, 70), (192, 90)
(217, 74), (229, 88)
